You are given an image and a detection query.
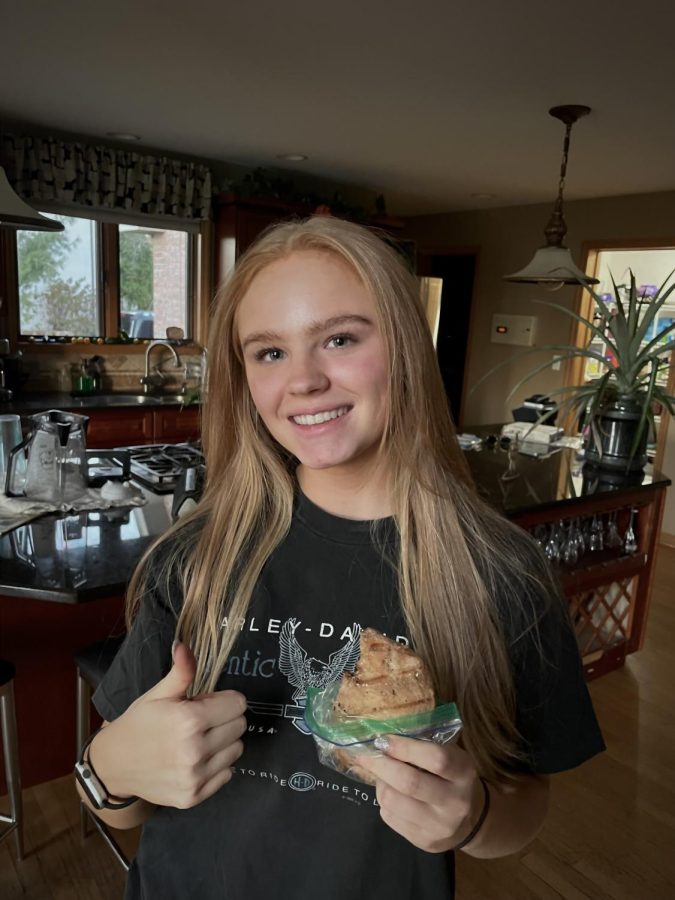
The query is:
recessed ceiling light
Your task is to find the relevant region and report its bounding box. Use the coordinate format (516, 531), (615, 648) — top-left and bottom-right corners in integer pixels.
(471, 192), (496, 200)
(276, 153), (308, 161)
(105, 132), (141, 141)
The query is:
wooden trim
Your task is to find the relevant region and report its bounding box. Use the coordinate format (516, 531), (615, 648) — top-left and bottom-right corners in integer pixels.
(0, 229), (19, 344)
(565, 243), (599, 401)
(4, 213), (209, 350)
(653, 346), (675, 472)
(660, 531), (675, 549)
(16, 340), (205, 357)
(194, 220), (213, 347)
(628, 487), (667, 652)
(100, 223), (119, 336)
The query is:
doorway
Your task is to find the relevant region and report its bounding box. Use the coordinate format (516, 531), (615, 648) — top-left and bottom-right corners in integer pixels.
(417, 252), (476, 426)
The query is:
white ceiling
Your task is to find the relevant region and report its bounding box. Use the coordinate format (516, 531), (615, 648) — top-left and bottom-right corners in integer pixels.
(2, 0), (674, 216)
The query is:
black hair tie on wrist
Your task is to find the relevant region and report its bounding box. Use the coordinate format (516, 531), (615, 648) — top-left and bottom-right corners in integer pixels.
(453, 777), (490, 851)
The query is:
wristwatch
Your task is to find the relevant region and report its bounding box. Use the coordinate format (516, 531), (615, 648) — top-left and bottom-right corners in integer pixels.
(74, 727), (138, 810)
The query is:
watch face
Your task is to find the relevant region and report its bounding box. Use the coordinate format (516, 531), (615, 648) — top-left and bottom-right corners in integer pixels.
(75, 760), (106, 809)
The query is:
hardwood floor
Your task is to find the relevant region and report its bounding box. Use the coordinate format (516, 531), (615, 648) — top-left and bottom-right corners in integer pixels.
(456, 544), (675, 900)
(1, 546), (674, 899)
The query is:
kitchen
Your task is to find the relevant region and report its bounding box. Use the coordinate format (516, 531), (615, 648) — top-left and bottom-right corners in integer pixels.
(1, 2), (675, 898)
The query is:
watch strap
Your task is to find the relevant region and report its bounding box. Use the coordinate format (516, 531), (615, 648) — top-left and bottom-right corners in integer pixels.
(75, 725), (138, 810)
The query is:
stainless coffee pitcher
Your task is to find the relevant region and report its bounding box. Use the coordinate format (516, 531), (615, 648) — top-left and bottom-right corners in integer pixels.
(4, 410), (92, 504)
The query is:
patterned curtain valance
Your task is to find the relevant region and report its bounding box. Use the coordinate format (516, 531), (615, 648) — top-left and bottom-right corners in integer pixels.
(1, 134), (213, 220)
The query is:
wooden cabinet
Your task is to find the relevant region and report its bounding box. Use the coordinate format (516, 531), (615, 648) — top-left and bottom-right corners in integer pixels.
(84, 405), (200, 447)
(85, 408), (154, 447)
(512, 483), (668, 681)
(214, 194), (312, 291)
(154, 405), (201, 442)
(214, 193), (406, 291)
(464, 434), (671, 682)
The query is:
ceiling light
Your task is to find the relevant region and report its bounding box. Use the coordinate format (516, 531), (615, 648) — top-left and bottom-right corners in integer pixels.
(276, 153), (308, 162)
(504, 105), (598, 287)
(105, 132), (141, 141)
(0, 166), (64, 232)
(471, 192), (496, 200)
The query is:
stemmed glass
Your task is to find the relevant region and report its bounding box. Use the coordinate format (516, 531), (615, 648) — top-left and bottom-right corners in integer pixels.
(605, 511), (623, 550)
(532, 524), (548, 548)
(544, 523), (562, 563)
(570, 517), (585, 557)
(561, 520), (579, 566)
(588, 514), (604, 552)
(623, 508), (638, 554)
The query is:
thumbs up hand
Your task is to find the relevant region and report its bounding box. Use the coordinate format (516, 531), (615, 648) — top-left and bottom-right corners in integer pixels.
(89, 641), (247, 810)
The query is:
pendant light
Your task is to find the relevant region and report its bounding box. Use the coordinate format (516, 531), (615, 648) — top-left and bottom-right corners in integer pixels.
(504, 105), (598, 287)
(0, 166), (64, 232)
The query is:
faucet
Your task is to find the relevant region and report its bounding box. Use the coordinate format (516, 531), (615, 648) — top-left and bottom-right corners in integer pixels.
(199, 345), (208, 396)
(140, 340), (184, 394)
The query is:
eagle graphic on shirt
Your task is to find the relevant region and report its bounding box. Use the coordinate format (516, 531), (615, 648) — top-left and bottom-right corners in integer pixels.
(278, 617), (362, 702)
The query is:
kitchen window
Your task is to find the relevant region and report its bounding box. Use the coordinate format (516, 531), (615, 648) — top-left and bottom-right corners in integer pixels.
(13, 209), (198, 342)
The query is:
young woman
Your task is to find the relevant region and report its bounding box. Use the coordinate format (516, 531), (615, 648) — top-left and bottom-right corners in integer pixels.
(81, 216), (604, 899)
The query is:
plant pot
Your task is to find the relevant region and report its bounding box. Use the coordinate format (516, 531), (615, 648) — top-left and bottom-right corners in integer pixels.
(584, 396), (649, 472)
(581, 462), (645, 493)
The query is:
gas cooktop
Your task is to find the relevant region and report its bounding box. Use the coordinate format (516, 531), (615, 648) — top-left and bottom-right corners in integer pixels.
(120, 442), (205, 494)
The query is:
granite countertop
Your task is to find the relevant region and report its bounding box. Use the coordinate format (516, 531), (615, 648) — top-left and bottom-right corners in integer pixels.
(462, 426), (671, 519)
(0, 486), (174, 603)
(0, 391), (197, 413)
(0, 426), (670, 604)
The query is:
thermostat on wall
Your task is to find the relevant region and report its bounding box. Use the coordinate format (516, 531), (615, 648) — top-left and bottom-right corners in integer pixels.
(491, 313), (537, 346)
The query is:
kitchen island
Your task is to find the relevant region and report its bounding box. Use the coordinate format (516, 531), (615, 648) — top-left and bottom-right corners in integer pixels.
(463, 433), (671, 680)
(0, 439), (670, 789)
(0, 488), (175, 788)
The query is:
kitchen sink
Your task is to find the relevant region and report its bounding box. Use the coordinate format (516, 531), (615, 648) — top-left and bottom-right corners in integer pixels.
(85, 393), (193, 407)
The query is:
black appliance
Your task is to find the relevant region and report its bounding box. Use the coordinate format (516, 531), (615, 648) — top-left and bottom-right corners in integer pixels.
(512, 393), (557, 426)
(171, 464), (206, 519)
(122, 442), (205, 495)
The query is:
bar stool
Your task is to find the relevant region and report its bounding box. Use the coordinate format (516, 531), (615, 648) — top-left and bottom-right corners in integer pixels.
(0, 659), (23, 861)
(74, 634), (129, 871)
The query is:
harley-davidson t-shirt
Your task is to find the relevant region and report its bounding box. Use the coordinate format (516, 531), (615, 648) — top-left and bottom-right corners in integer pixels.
(94, 489), (604, 899)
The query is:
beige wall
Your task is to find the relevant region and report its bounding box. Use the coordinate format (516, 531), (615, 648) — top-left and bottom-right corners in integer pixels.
(407, 189), (675, 536)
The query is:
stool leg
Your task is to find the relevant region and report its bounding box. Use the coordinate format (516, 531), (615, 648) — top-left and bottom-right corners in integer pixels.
(0, 681), (23, 862)
(76, 671), (92, 840)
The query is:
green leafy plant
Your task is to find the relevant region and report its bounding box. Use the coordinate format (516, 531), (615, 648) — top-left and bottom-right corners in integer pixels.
(473, 270), (675, 462)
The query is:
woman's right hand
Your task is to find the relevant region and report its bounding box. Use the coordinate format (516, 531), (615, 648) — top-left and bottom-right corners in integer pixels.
(89, 641), (247, 809)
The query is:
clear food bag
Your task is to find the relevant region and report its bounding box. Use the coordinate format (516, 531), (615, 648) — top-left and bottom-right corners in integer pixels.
(304, 681), (463, 784)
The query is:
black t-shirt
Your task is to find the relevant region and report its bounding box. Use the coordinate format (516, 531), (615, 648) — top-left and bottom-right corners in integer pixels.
(94, 490), (604, 900)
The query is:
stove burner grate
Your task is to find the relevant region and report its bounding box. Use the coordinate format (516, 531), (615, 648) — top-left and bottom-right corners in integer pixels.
(120, 442), (205, 494)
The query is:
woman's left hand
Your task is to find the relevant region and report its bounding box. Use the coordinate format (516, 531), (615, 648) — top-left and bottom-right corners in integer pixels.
(355, 735), (484, 853)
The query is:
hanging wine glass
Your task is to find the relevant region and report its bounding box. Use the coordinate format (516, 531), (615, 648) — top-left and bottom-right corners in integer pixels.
(544, 523), (561, 563)
(561, 520), (579, 566)
(571, 517), (585, 556)
(532, 524), (548, 548)
(605, 511), (623, 549)
(588, 514), (604, 552)
(623, 508), (638, 554)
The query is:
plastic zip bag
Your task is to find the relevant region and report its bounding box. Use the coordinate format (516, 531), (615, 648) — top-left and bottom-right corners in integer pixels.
(304, 681), (463, 784)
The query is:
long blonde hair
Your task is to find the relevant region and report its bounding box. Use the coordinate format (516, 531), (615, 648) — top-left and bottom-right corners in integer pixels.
(127, 216), (557, 781)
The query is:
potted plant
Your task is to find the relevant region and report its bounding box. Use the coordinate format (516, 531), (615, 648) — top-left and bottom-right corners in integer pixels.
(475, 271), (675, 472)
